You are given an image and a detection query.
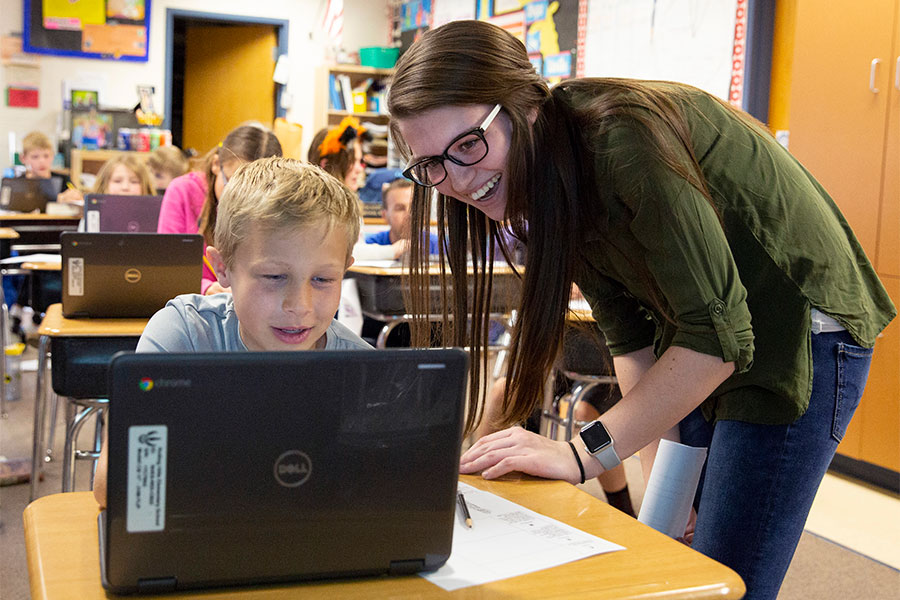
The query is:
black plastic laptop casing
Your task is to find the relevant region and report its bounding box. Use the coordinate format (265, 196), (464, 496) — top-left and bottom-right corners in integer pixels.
(100, 349), (468, 593)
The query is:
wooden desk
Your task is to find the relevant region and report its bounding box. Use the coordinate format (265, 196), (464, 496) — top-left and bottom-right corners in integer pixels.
(24, 477), (744, 599)
(30, 304), (149, 500)
(0, 214), (79, 257)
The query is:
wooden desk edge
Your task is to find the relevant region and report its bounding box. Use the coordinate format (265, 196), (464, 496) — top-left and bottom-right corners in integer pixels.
(37, 304), (149, 337)
(24, 483), (745, 600)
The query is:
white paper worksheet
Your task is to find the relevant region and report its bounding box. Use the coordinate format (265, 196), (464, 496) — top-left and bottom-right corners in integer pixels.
(422, 482), (625, 591)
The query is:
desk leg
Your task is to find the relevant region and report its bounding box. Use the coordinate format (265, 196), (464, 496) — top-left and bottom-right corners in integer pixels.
(0, 299), (7, 420)
(375, 320), (405, 349)
(62, 403), (102, 493)
(29, 335), (50, 502)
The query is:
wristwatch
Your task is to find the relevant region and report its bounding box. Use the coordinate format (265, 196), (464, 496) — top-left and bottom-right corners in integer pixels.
(579, 420), (621, 470)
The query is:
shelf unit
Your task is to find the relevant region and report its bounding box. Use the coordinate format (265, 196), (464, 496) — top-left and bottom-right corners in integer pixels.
(314, 64), (394, 165)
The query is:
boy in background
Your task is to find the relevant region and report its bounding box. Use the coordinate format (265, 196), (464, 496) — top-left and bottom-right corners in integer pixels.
(19, 131), (81, 204)
(364, 178), (439, 258)
(93, 157), (372, 505)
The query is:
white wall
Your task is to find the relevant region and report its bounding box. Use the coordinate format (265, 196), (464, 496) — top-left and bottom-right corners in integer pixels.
(0, 0), (389, 170)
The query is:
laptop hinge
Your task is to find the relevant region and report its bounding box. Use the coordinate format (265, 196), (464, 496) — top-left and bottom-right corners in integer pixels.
(389, 559), (425, 575)
(137, 577), (177, 592)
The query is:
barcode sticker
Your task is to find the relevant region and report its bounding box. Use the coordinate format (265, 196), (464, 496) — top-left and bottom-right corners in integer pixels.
(67, 257), (84, 296)
(86, 210), (100, 232)
(127, 425), (168, 532)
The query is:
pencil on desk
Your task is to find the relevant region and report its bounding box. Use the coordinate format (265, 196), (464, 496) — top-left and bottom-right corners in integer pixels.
(457, 492), (473, 528)
(202, 255), (217, 278)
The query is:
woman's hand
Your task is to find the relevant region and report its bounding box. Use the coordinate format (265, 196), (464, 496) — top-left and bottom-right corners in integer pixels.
(460, 426), (583, 484)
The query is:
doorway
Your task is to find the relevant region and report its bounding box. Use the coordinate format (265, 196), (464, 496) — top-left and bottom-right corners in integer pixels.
(165, 10), (288, 154)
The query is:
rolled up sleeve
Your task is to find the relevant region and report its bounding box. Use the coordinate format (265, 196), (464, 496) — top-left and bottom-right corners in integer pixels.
(583, 278), (656, 356)
(600, 125), (755, 372)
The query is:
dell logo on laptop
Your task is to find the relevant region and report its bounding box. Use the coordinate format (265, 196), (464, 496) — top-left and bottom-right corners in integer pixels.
(273, 450), (312, 488)
(124, 268), (142, 283)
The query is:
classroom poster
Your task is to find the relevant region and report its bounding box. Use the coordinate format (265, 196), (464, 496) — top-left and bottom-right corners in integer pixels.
(42, 0), (105, 30)
(477, 0), (579, 81)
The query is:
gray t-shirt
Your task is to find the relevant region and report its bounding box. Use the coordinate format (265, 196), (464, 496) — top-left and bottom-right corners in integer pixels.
(136, 293), (372, 352)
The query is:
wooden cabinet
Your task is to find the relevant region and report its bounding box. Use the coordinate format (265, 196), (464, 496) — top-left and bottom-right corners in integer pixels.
(69, 149), (154, 190)
(772, 1), (900, 475)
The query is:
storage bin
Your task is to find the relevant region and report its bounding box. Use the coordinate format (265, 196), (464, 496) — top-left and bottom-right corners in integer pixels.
(359, 47), (399, 69)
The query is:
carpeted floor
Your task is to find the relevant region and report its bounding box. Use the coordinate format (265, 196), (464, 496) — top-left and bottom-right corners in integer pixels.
(1, 344), (898, 599)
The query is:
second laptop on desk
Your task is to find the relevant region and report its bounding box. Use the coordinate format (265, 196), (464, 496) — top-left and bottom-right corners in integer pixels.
(83, 193), (163, 233)
(0, 176), (63, 213)
(61, 232), (203, 318)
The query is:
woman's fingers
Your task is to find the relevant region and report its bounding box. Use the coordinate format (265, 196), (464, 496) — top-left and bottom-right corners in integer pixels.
(460, 427), (580, 483)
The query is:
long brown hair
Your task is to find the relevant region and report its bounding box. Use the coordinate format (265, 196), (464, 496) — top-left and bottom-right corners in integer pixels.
(196, 123), (282, 244)
(389, 20), (750, 432)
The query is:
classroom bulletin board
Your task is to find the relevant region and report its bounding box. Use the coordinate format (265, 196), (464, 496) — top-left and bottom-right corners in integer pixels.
(397, 0), (745, 100)
(23, 0), (151, 62)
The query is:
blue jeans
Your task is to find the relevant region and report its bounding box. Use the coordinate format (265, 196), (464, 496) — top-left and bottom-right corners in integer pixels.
(679, 330), (873, 600)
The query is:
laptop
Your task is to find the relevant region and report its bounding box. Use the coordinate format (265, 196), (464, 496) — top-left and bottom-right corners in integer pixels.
(61, 232), (204, 318)
(100, 349), (468, 593)
(0, 176), (63, 212)
(83, 193), (164, 233)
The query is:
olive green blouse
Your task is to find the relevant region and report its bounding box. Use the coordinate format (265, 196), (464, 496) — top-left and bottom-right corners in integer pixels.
(569, 83), (896, 425)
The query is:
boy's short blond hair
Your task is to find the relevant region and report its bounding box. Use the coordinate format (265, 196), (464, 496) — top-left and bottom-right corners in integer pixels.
(214, 157), (360, 266)
(23, 132), (53, 156)
(147, 146), (189, 178)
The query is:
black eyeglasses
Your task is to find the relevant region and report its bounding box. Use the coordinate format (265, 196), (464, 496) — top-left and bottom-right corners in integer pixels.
(402, 104), (502, 187)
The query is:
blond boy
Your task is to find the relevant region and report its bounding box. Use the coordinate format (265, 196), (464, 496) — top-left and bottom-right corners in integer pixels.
(21, 131), (82, 203)
(21, 131), (54, 178)
(94, 157), (371, 505)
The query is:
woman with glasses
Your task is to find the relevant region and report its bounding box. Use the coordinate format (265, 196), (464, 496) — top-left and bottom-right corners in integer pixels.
(388, 20), (894, 600)
(158, 122), (281, 294)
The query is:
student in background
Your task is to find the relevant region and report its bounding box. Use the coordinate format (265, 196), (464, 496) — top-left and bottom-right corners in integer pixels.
(157, 123), (282, 294)
(93, 157), (372, 507)
(388, 21), (895, 599)
(19, 131), (80, 204)
(91, 154), (155, 196)
(365, 178), (439, 259)
(146, 145), (189, 192)
(307, 116), (367, 192)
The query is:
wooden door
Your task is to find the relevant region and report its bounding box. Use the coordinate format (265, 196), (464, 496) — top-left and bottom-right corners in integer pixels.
(786, 0), (896, 261)
(182, 24), (277, 153)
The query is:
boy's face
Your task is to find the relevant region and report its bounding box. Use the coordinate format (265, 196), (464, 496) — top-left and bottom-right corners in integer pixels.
(23, 148), (53, 178)
(207, 221), (352, 352)
(382, 186), (412, 242)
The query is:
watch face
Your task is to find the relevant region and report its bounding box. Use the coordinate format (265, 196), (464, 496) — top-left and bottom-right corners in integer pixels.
(581, 421), (612, 454)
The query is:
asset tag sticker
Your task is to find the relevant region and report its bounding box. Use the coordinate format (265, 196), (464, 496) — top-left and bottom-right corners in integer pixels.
(86, 210), (100, 232)
(67, 257), (84, 296)
(127, 425), (168, 532)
